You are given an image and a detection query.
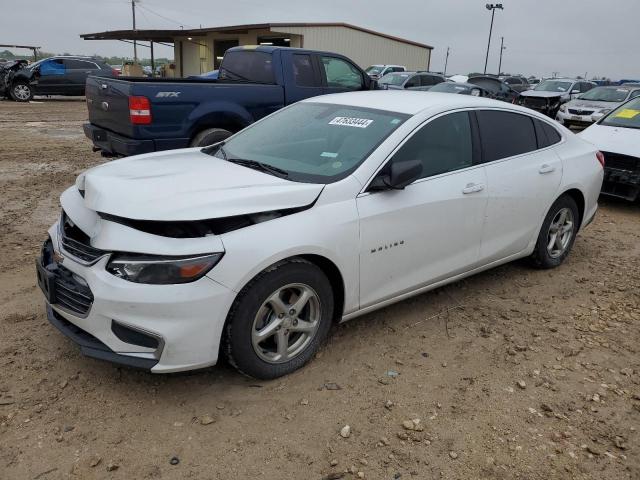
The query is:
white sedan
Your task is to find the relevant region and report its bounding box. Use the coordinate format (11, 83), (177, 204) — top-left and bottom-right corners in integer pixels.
(37, 91), (604, 379)
(580, 97), (640, 201)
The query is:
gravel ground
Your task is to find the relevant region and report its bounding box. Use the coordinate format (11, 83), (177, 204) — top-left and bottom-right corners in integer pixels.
(0, 99), (639, 480)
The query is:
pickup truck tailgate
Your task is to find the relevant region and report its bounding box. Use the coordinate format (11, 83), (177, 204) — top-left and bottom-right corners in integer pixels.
(86, 76), (135, 137)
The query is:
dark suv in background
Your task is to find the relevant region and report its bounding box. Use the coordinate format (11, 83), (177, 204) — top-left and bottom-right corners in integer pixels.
(8, 56), (116, 101)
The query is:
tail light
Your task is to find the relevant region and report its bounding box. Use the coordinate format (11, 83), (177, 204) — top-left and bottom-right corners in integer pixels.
(111, 68), (120, 76)
(596, 151), (605, 168)
(128, 96), (152, 125)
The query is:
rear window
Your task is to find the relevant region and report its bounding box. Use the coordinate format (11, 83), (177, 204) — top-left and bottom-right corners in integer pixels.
(476, 110), (538, 162)
(533, 119), (562, 148)
(219, 51), (274, 84)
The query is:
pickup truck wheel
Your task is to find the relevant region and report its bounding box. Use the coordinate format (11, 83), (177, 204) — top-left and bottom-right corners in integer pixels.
(224, 258), (334, 379)
(11, 82), (33, 102)
(190, 128), (232, 147)
(530, 195), (579, 269)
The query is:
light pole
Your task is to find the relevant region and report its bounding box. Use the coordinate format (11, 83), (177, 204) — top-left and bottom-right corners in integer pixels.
(131, 0), (138, 63)
(443, 46), (450, 77)
(498, 36), (505, 75)
(483, 3), (503, 75)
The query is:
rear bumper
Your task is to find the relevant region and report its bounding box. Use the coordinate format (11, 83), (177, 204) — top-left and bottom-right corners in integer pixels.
(83, 123), (189, 157)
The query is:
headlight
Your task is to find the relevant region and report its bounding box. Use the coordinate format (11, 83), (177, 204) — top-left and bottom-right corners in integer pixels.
(106, 253), (223, 284)
(598, 108), (611, 115)
(470, 88), (481, 97)
(559, 104), (567, 112)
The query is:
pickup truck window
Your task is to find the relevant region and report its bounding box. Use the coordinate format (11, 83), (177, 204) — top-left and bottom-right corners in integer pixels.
(214, 102), (409, 184)
(321, 56), (363, 90)
(292, 54), (316, 87)
(219, 51), (275, 84)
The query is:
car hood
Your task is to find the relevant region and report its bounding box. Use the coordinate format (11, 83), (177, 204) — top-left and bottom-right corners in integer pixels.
(566, 99), (617, 110)
(579, 124), (640, 158)
(520, 90), (567, 98)
(79, 148), (324, 221)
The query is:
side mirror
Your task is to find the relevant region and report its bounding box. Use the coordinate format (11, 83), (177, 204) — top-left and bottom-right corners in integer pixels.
(369, 160), (423, 191)
(369, 79), (379, 90)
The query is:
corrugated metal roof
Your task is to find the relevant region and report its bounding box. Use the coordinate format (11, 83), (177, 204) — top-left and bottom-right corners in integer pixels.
(80, 22), (432, 49)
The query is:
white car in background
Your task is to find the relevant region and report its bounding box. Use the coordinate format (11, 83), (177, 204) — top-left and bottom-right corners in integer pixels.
(37, 92), (603, 379)
(557, 85), (640, 128)
(580, 97), (640, 201)
(365, 64), (406, 80)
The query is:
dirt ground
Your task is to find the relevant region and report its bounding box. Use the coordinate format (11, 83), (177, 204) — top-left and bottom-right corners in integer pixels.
(0, 98), (639, 480)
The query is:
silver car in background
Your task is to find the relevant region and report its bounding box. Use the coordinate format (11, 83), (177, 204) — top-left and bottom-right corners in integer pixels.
(557, 85), (640, 128)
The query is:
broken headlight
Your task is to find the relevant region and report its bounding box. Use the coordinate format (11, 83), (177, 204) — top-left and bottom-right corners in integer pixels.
(106, 253), (223, 284)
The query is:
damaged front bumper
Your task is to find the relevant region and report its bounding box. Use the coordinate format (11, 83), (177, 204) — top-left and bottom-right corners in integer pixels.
(36, 195), (236, 373)
(601, 167), (640, 201)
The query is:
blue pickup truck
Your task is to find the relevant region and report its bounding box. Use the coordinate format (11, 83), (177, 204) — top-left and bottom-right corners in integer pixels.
(84, 46), (375, 156)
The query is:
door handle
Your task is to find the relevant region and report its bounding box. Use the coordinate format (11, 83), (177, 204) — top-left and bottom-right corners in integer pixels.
(462, 183), (485, 194)
(539, 164), (556, 174)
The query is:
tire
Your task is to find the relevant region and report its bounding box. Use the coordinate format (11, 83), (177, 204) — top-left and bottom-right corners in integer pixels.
(189, 128), (232, 147)
(224, 258), (334, 379)
(530, 195), (579, 269)
(10, 82), (33, 102)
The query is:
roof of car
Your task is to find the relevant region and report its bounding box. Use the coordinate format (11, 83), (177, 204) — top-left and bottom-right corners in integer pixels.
(304, 90), (525, 115)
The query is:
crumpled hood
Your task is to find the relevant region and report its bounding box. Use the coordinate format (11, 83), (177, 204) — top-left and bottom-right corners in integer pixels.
(579, 124), (640, 158)
(79, 148), (324, 221)
(564, 99), (615, 110)
(520, 90), (568, 99)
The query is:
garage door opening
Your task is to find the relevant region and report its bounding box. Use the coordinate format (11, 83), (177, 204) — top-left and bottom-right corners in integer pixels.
(257, 36), (291, 47)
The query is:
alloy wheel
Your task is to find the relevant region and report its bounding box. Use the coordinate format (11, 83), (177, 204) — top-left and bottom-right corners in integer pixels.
(547, 207), (574, 258)
(13, 84), (30, 101)
(251, 283), (321, 364)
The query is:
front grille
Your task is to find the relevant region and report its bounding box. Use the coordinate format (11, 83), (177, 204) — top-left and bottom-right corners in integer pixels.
(568, 108), (594, 115)
(60, 211), (106, 264)
(522, 97), (548, 109)
(603, 151), (639, 171)
(54, 264), (94, 316)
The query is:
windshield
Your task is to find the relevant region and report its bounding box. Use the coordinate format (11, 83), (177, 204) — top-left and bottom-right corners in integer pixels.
(579, 87), (630, 102)
(365, 66), (383, 75)
(430, 82), (470, 94)
(535, 80), (573, 92)
(379, 73), (410, 86)
(212, 102), (409, 183)
(600, 98), (640, 129)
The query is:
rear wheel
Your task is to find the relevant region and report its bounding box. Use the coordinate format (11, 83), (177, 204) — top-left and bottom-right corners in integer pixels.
(11, 82), (32, 102)
(190, 128), (232, 147)
(530, 195), (579, 269)
(224, 259), (334, 379)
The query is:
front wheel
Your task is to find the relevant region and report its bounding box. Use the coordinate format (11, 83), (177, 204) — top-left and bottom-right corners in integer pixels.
(224, 259), (334, 379)
(530, 195), (579, 269)
(11, 82), (33, 102)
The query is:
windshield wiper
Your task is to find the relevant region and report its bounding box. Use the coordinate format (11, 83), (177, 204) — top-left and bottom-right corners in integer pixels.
(227, 158), (289, 178)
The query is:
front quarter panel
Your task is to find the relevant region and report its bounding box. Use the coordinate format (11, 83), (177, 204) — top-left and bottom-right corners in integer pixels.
(208, 177), (362, 316)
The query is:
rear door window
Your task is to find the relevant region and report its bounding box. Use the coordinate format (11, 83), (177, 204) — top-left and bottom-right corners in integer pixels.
(219, 51), (275, 83)
(64, 59), (99, 70)
(476, 110), (538, 162)
(533, 119), (562, 148)
(292, 54), (316, 87)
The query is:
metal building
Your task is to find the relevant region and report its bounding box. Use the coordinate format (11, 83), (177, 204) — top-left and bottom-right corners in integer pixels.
(81, 22), (433, 77)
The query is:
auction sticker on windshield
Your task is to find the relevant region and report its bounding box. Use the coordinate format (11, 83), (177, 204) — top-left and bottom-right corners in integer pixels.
(613, 109), (640, 119)
(329, 117), (374, 128)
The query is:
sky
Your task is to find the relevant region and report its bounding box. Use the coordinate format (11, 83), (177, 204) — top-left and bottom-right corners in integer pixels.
(2, 0), (639, 79)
